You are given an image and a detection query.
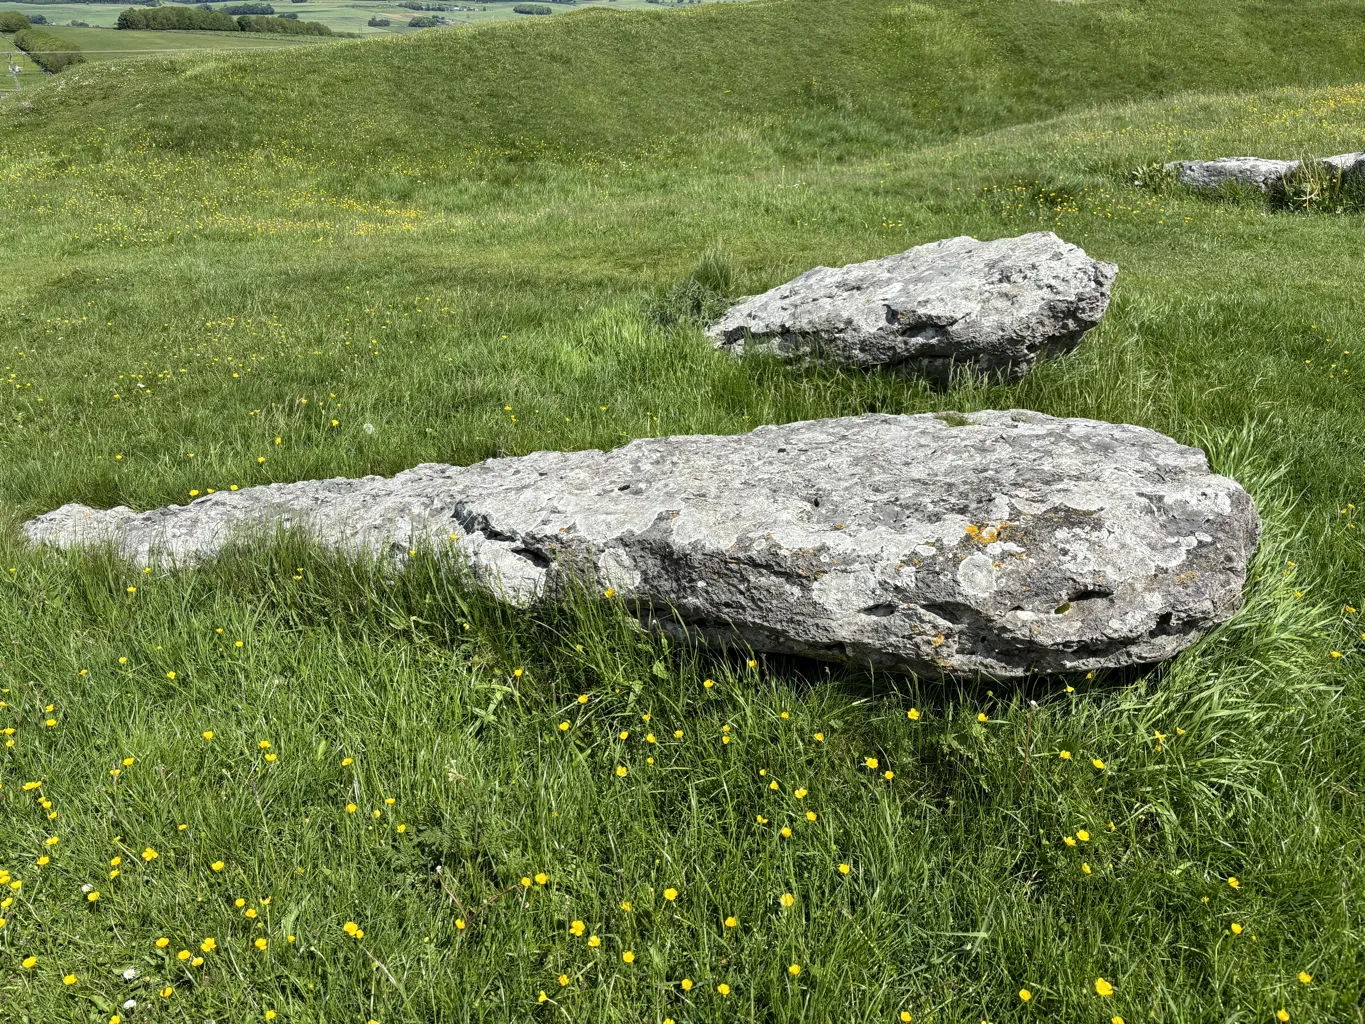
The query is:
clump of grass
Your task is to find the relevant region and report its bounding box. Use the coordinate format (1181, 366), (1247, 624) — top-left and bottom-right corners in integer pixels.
(1128, 161), (1177, 194)
(644, 248), (736, 329)
(1266, 155), (1365, 213)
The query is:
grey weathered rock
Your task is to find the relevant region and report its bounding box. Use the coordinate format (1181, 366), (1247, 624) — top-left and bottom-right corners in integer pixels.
(1167, 152), (1365, 191)
(1321, 151), (1365, 175)
(1167, 156), (1301, 191)
(23, 411), (1259, 679)
(706, 232), (1116, 384)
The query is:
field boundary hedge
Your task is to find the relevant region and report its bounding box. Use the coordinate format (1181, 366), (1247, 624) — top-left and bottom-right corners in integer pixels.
(115, 6), (337, 34)
(12, 27), (85, 73)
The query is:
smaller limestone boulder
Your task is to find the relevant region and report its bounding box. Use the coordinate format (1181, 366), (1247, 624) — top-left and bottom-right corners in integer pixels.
(1167, 153), (1365, 191)
(1320, 151), (1365, 176)
(707, 232), (1116, 384)
(1167, 156), (1300, 191)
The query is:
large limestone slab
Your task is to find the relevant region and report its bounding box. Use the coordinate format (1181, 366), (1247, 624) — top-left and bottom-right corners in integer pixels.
(23, 411), (1259, 679)
(706, 232), (1116, 384)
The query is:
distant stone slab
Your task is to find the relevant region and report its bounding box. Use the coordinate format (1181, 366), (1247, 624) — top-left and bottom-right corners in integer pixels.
(706, 232), (1116, 384)
(24, 411), (1259, 679)
(1167, 152), (1365, 191)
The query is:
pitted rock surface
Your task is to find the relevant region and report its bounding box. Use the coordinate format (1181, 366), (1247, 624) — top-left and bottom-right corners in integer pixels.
(706, 232), (1116, 383)
(23, 411), (1259, 679)
(1167, 153), (1365, 190)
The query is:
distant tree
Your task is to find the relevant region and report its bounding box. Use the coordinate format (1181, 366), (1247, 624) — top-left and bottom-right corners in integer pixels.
(28, 12), (47, 23)
(367, 15), (389, 24)
(117, 5), (236, 29)
(222, 2), (274, 14)
(236, 13), (333, 32)
(512, 3), (551, 12)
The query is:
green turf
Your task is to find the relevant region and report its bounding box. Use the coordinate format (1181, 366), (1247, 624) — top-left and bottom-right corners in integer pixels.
(1, 0), (1364, 1021)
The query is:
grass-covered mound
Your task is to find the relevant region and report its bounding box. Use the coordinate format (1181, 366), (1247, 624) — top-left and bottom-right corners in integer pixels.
(0, 1), (1363, 1021)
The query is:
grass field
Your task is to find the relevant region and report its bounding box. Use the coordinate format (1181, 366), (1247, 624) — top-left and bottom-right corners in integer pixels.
(0, 46), (39, 88)
(0, 0), (1364, 1021)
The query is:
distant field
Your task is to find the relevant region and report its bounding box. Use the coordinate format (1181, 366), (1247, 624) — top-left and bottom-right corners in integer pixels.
(0, 0), (731, 36)
(0, 46), (40, 91)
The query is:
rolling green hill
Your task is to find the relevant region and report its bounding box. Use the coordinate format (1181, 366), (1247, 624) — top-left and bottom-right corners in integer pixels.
(0, 2), (1363, 1022)
(10, 0), (1365, 161)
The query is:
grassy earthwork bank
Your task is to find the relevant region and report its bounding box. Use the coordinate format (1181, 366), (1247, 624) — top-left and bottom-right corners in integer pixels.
(0, 0), (1363, 1021)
